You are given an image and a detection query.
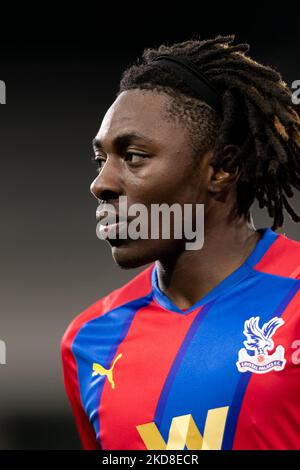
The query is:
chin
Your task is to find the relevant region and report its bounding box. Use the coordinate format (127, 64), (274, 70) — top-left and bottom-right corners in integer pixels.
(111, 244), (156, 269)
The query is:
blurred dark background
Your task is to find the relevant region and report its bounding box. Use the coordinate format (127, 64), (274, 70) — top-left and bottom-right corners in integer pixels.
(0, 4), (299, 449)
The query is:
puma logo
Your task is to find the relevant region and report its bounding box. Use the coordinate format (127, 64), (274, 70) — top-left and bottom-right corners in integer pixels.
(92, 353), (122, 389)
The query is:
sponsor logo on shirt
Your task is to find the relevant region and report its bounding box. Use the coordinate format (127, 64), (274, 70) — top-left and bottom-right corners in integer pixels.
(136, 407), (229, 450)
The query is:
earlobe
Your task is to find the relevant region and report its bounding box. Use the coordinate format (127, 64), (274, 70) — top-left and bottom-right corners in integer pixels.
(208, 145), (241, 193)
(208, 161), (240, 192)
(208, 168), (233, 193)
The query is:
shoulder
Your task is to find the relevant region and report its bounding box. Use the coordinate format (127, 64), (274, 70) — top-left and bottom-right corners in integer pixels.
(61, 262), (155, 356)
(255, 231), (300, 280)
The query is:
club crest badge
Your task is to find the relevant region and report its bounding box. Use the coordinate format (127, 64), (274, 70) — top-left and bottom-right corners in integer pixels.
(236, 316), (286, 374)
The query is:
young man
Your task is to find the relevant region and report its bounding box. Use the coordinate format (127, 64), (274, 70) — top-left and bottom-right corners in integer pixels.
(61, 35), (300, 450)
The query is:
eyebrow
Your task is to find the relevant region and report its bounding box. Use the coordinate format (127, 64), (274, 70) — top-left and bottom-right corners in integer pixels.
(92, 132), (156, 154)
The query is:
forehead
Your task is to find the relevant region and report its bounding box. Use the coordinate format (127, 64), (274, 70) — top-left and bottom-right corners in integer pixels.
(95, 89), (187, 148)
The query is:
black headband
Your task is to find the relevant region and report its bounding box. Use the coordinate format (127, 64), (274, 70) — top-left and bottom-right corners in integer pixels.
(151, 55), (222, 115)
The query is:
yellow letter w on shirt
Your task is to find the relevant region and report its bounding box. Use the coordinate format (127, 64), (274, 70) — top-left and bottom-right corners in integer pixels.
(136, 406), (229, 450)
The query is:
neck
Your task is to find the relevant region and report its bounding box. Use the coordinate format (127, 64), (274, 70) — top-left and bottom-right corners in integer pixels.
(155, 215), (261, 310)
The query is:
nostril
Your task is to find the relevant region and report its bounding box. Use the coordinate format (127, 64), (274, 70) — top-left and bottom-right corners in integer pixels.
(89, 181), (98, 198)
(98, 190), (120, 202)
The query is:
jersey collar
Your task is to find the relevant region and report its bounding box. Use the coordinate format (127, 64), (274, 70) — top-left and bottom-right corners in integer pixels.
(151, 227), (279, 314)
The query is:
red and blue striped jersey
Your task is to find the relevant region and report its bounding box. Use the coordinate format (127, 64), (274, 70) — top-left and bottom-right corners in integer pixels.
(61, 227), (300, 450)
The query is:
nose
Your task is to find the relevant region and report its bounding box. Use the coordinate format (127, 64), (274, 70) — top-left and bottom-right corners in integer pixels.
(90, 156), (123, 200)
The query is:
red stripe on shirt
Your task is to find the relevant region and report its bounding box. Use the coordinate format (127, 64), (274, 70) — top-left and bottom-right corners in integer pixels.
(98, 300), (201, 449)
(61, 263), (154, 448)
(255, 233), (300, 279)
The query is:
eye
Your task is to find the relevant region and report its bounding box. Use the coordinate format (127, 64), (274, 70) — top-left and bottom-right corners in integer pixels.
(125, 152), (148, 164)
(91, 156), (106, 173)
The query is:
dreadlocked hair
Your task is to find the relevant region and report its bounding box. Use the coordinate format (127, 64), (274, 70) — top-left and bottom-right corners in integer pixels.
(117, 34), (300, 231)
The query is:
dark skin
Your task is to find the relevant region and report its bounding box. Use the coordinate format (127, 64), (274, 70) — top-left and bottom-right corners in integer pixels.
(90, 89), (261, 310)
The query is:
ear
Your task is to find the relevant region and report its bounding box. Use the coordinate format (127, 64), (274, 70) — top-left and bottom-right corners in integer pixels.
(207, 144), (241, 194)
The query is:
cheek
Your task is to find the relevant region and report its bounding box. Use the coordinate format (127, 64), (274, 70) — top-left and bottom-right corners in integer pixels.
(127, 162), (198, 206)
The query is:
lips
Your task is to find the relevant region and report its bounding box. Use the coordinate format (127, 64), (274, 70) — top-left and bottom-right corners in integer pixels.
(96, 208), (129, 225)
(96, 208), (130, 244)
